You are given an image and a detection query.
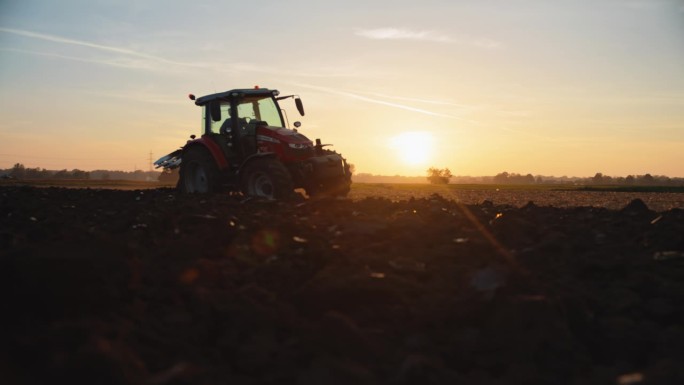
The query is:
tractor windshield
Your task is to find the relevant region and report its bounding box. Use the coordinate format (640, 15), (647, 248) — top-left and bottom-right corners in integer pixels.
(237, 96), (283, 127)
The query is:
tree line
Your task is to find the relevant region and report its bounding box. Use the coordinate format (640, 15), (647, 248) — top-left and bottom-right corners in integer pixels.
(1, 163), (161, 181)
(492, 171), (682, 186)
(425, 168), (683, 186)
(3, 162), (682, 186)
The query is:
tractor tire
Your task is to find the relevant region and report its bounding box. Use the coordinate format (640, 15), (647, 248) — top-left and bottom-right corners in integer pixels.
(334, 177), (352, 197)
(306, 150), (352, 198)
(240, 158), (293, 199)
(178, 147), (222, 193)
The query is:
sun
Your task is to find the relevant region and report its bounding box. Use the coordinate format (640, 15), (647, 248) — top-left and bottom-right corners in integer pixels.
(389, 131), (435, 166)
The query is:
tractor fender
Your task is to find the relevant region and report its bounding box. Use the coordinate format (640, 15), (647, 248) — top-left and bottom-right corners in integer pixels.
(182, 137), (229, 170)
(237, 152), (277, 176)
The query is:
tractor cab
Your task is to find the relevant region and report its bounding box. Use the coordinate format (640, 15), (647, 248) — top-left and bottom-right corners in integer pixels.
(193, 88), (304, 162)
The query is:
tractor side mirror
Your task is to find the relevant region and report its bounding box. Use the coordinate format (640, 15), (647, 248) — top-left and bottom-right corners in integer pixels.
(210, 101), (221, 122)
(295, 97), (305, 116)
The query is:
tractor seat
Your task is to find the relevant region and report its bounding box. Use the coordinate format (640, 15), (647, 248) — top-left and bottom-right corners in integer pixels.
(219, 118), (232, 135)
(240, 120), (257, 155)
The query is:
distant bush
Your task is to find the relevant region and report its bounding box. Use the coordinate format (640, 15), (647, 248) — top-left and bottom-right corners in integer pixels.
(427, 167), (452, 184)
(493, 172), (536, 184)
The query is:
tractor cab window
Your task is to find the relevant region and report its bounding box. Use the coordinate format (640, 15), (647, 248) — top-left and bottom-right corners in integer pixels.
(237, 96), (283, 128)
(208, 103), (232, 134)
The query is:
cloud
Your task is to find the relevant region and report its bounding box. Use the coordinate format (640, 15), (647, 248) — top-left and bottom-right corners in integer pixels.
(81, 90), (188, 105)
(356, 28), (451, 43)
(0, 28), (372, 79)
(356, 28), (500, 48)
(0, 27), (197, 68)
(0, 48), (168, 71)
(292, 84), (554, 138)
(292, 83), (474, 121)
(364, 91), (480, 110)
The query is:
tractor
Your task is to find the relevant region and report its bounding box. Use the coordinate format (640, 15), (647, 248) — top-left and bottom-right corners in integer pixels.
(154, 87), (352, 199)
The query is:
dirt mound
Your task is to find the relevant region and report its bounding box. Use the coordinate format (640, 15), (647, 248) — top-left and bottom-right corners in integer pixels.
(1, 187), (683, 384)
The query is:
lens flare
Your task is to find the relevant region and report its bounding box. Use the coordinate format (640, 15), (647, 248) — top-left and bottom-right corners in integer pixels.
(252, 229), (281, 255)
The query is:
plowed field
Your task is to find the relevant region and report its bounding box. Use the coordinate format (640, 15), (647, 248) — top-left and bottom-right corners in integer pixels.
(2, 185), (683, 384)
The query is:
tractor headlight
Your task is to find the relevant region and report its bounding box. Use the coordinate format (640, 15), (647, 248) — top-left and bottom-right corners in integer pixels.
(288, 143), (311, 149)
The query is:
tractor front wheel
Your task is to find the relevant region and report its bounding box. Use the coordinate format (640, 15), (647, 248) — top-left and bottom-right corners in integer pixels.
(241, 158), (293, 199)
(178, 147), (221, 193)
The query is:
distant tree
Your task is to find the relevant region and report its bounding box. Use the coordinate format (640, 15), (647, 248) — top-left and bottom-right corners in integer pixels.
(592, 172), (604, 185)
(640, 173), (655, 185)
(24, 167), (38, 179)
(71, 169), (90, 179)
(348, 163), (356, 175)
(494, 172), (509, 184)
(427, 167), (452, 184)
(625, 175), (635, 185)
(10, 163), (26, 179)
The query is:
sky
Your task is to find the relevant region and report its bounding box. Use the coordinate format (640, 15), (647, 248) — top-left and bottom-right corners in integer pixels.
(1, 0), (683, 177)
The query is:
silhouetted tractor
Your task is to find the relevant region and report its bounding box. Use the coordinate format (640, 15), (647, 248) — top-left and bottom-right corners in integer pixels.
(155, 87), (352, 199)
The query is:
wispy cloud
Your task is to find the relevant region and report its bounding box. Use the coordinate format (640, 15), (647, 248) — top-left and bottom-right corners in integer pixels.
(356, 28), (451, 43)
(292, 83), (476, 122)
(363, 91), (479, 110)
(0, 28), (373, 79)
(356, 28), (500, 48)
(295, 84), (554, 139)
(0, 48), (166, 71)
(0, 27), (198, 68)
(81, 90), (188, 105)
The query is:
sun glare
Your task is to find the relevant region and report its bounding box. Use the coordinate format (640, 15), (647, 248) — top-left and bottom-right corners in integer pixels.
(389, 131), (435, 166)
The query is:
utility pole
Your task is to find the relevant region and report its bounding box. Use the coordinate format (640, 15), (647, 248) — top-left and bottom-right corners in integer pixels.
(148, 151), (153, 173)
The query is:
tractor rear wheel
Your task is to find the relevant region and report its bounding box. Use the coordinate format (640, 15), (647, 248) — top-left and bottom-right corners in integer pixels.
(179, 147), (221, 193)
(241, 158), (293, 199)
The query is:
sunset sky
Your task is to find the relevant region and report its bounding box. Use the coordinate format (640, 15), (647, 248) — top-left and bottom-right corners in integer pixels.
(1, 0), (683, 177)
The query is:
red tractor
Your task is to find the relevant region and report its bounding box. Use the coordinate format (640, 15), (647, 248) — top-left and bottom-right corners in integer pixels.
(155, 87), (352, 199)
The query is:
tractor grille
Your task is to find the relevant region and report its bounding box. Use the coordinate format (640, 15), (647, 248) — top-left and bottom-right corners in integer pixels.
(286, 146), (314, 159)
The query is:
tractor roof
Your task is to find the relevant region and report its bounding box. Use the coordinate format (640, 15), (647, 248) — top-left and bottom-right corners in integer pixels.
(194, 88), (278, 106)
